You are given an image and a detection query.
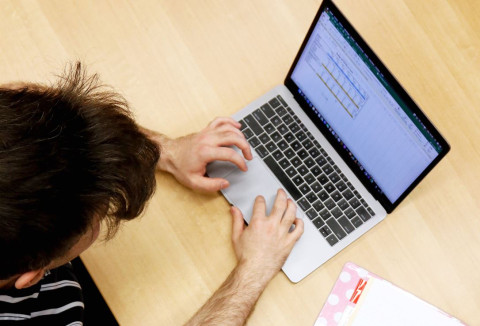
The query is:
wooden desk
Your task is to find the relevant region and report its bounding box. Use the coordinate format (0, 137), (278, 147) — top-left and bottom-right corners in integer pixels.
(1, 0), (479, 324)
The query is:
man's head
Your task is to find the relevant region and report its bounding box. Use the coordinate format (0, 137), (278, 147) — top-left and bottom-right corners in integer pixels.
(0, 63), (159, 288)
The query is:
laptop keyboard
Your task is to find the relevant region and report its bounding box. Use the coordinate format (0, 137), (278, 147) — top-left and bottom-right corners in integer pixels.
(239, 95), (375, 246)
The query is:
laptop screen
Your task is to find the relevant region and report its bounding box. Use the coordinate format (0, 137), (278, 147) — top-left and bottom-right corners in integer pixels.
(286, 1), (449, 210)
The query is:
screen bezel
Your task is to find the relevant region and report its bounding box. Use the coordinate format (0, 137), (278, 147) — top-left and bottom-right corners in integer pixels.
(284, 0), (450, 213)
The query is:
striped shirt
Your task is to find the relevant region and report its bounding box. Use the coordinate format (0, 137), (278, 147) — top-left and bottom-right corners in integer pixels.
(0, 263), (84, 325)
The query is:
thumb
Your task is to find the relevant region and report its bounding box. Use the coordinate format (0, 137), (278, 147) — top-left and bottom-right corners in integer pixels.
(190, 175), (229, 192)
(231, 206), (245, 244)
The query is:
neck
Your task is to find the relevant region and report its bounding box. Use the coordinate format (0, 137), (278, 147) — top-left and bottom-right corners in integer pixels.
(0, 277), (19, 291)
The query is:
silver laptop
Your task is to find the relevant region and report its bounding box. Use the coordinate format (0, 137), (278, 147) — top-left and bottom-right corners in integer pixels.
(207, 0), (450, 282)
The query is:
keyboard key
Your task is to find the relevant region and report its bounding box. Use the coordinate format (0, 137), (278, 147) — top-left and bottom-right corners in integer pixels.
(291, 140), (301, 151)
(270, 131), (281, 142)
(318, 174), (329, 185)
(306, 192), (318, 203)
(326, 234), (338, 246)
(272, 149), (283, 160)
(306, 208), (318, 220)
(285, 132), (295, 143)
(278, 140), (288, 151)
(324, 198), (335, 210)
(284, 148), (295, 159)
(289, 122), (300, 133)
(244, 114), (263, 135)
(336, 181), (347, 192)
(351, 217), (363, 228)
(313, 200), (325, 212)
(324, 182), (335, 193)
(342, 189), (354, 200)
(297, 197), (311, 211)
(277, 95), (288, 107)
(312, 217), (324, 228)
(319, 209), (331, 221)
(322, 164), (334, 175)
(272, 115), (282, 126)
(265, 141), (277, 153)
(277, 106), (287, 117)
(239, 119), (247, 130)
(338, 216), (355, 234)
(331, 191), (342, 202)
(318, 190), (329, 201)
(298, 165), (309, 176)
(285, 166), (296, 178)
(282, 114), (293, 125)
(319, 226), (332, 237)
(259, 133), (270, 144)
(302, 139), (313, 150)
(278, 123), (289, 135)
(329, 172), (341, 184)
(338, 199), (349, 211)
(316, 156), (327, 167)
(304, 157), (315, 168)
(367, 207), (375, 216)
(264, 123), (275, 134)
(299, 184), (311, 195)
(261, 103), (275, 118)
(309, 148), (320, 158)
(255, 145), (269, 158)
(326, 218), (347, 240)
(248, 136), (260, 148)
(349, 198), (361, 209)
(291, 156), (302, 167)
(345, 207), (356, 219)
(304, 173), (316, 185)
(243, 128), (254, 139)
(279, 158), (290, 169)
(268, 97), (280, 108)
(253, 109), (269, 125)
(263, 156), (302, 200)
(292, 175), (303, 186)
(311, 165), (322, 176)
(297, 149), (307, 160)
(295, 131), (307, 141)
(356, 206), (371, 222)
(331, 207), (342, 219)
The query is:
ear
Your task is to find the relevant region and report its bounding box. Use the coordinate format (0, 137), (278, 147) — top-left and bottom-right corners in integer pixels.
(15, 269), (45, 289)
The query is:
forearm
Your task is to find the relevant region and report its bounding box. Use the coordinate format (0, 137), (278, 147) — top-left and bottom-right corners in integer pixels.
(185, 261), (272, 326)
(138, 126), (175, 173)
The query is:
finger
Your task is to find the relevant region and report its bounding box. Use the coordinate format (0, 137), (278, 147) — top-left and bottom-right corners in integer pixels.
(288, 218), (304, 242)
(269, 189), (288, 220)
(281, 198), (297, 230)
(211, 132), (252, 161)
(204, 147), (248, 171)
(209, 117), (241, 129)
(251, 195), (267, 220)
(213, 124), (245, 138)
(190, 175), (229, 192)
(231, 206), (245, 244)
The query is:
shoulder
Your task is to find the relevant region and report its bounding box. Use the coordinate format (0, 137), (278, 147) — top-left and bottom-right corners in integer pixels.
(0, 263), (84, 324)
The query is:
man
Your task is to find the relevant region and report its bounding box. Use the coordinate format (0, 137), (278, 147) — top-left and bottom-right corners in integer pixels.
(0, 63), (304, 325)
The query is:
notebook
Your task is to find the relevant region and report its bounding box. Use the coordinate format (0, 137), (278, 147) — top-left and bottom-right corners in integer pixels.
(315, 263), (466, 326)
(206, 0), (450, 282)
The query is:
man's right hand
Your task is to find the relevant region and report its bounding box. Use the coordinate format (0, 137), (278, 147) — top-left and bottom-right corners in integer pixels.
(230, 189), (304, 285)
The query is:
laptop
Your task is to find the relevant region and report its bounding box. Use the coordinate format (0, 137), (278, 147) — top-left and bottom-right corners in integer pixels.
(207, 0), (450, 282)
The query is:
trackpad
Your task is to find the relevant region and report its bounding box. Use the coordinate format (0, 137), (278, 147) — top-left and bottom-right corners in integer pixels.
(223, 158), (286, 224)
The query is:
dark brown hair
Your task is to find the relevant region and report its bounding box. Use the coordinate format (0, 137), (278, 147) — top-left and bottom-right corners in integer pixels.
(0, 62), (159, 279)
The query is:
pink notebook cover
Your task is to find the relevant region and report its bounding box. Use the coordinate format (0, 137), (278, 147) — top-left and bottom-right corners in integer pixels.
(314, 262), (467, 326)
